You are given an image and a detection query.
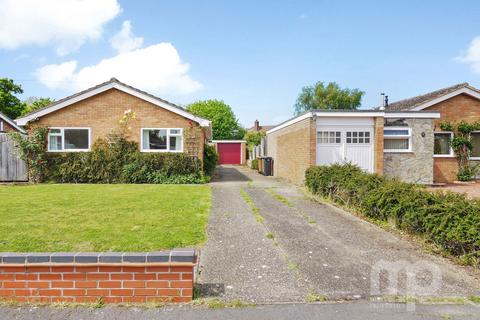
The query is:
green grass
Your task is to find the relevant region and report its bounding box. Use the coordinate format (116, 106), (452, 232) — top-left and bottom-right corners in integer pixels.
(0, 184), (211, 252)
(266, 188), (293, 207)
(240, 188), (263, 223)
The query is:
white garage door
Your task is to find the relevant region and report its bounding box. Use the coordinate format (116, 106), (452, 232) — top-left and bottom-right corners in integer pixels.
(316, 118), (374, 172)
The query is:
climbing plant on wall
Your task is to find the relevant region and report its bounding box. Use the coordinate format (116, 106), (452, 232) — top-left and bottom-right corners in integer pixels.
(440, 120), (480, 181)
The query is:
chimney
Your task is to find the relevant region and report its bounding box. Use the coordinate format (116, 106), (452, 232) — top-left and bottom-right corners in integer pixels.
(380, 93), (385, 110)
(254, 119), (260, 131)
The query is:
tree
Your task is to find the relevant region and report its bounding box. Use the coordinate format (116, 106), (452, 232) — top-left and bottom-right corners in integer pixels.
(294, 81), (364, 115)
(22, 97), (54, 115)
(0, 78), (26, 119)
(244, 130), (265, 148)
(187, 100), (244, 140)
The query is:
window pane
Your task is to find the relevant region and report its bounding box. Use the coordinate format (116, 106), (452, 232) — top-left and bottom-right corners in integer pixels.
(169, 135), (182, 151)
(49, 129), (61, 135)
(145, 129), (167, 150)
(472, 133), (480, 157)
(434, 133), (451, 155)
(170, 129), (181, 135)
(384, 138), (409, 150)
(64, 129), (89, 150)
(49, 135), (62, 151)
(384, 129), (409, 136)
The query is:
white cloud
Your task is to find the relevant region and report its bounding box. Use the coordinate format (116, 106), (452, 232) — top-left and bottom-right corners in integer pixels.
(455, 37), (480, 73)
(0, 0), (121, 55)
(110, 20), (143, 53)
(35, 43), (202, 95)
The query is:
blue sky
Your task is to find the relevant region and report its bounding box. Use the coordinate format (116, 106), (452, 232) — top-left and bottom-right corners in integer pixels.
(1, 0), (480, 127)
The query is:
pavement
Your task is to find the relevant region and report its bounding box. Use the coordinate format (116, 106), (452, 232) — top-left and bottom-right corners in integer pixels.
(1, 301), (479, 320)
(197, 165), (480, 302)
(428, 183), (480, 199)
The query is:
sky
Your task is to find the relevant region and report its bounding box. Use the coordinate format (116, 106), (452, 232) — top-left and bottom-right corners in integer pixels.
(1, 0), (480, 127)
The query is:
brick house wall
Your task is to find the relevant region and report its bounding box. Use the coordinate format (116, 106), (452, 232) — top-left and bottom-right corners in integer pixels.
(28, 89), (206, 160)
(1, 120), (18, 133)
(374, 117), (384, 175)
(266, 117), (316, 184)
(424, 94), (480, 183)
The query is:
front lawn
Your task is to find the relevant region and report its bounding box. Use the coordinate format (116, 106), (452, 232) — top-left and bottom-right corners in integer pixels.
(0, 184), (211, 252)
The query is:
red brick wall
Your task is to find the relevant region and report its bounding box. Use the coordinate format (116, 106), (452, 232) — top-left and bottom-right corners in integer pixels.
(1, 120), (19, 133)
(425, 93), (480, 183)
(0, 264), (193, 304)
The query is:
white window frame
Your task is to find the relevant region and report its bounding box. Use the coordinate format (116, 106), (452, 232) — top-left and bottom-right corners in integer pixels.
(470, 131), (480, 160)
(384, 127), (412, 153)
(47, 127), (91, 152)
(140, 128), (184, 153)
(346, 131), (371, 145)
(0, 120), (3, 132)
(317, 131), (341, 145)
(433, 131), (454, 158)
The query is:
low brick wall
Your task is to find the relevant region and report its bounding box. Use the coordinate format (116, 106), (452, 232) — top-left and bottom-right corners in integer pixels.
(0, 250), (196, 303)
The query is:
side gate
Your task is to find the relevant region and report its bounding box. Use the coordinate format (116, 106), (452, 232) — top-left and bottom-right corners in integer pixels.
(0, 134), (28, 182)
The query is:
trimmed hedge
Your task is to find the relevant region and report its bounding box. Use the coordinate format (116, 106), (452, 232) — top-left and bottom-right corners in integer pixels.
(251, 158), (259, 170)
(203, 144), (219, 177)
(46, 138), (206, 184)
(305, 163), (480, 264)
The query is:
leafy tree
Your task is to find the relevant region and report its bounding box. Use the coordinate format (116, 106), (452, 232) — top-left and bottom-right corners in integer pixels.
(22, 97), (54, 115)
(244, 130), (265, 148)
(0, 78), (26, 119)
(294, 81), (364, 115)
(187, 100), (244, 140)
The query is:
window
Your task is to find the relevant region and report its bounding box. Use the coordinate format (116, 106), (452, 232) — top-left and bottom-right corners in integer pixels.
(317, 131), (341, 144)
(434, 132), (453, 157)
(346, 131), (371, 144)
(47, 128), (90, 152)
(384, 127), (411, 152)
(471, 132), (480, 159)
(0, 120), (4, 132)
(141, 128), (183, 152)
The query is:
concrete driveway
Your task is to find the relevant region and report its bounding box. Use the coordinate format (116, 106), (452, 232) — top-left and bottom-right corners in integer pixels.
(197, 166), (480, 303)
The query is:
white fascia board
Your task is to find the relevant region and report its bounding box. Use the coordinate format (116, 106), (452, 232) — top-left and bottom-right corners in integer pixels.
(15, 82), (211, 128)
(313, 111), (384, 117)
(266, 112), (314, 135)
(411, 87), (480, 111)
(211, 140), (246, 143)
(384, 112), (440, 119)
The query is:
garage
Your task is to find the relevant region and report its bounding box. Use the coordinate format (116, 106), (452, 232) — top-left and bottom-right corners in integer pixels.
(316, 117), (374, 172)
(213, 140), (245, 165)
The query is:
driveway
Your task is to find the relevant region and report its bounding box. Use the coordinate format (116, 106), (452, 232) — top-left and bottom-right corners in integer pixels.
(197, 166), (480, 303)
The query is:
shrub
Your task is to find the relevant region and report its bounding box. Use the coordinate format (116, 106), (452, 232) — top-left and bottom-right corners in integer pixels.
(251, 158), (258, 170)
(203, 144), (218, 176)
(305, 164), (480, 263)
(46, 137), (205, 184)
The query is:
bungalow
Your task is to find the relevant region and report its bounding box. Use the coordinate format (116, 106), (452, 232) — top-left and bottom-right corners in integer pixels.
(266, 83), (480, 185)
(266, 110), (440, 184)
(15, 78), (211, 160)
(384, 83), (480, 183)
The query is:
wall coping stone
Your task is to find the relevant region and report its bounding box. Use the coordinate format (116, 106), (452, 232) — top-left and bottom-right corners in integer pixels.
(0, 249), (196, 265)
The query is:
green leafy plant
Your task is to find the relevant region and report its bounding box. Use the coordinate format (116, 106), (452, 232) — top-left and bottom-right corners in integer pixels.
(439, 121), (480, 181)
(203, 144), (219, 176)
(305, 164), (480, 265)
(8, 127), (49, 182)
(251, 158), (258, 170)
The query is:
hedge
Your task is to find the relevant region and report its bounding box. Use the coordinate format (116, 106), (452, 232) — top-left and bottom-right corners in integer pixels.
(305, 163), (480, 264)
(46, 138), (207, 184)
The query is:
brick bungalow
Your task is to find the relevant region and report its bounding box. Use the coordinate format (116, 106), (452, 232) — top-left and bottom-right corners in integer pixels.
(15, 78), (211, 160)
(385, 83), (480, 183)
(266, 110), (440, 185)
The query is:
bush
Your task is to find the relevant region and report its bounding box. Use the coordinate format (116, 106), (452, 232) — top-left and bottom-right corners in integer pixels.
(203, 144), (218, 176)
(251, 158), (258, 170)
(46, 137), (206, 184)
(305, 164), (480, 263)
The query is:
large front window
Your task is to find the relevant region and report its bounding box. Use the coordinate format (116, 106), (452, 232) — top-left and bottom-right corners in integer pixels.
(141, 128), (183, 152)
(434, 132), (453, 156)
(48, 128), (90, 152)
(384, 127), (411, 152)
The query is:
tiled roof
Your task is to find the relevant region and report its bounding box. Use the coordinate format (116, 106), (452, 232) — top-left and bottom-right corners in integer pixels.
(385, 83), (480, 111)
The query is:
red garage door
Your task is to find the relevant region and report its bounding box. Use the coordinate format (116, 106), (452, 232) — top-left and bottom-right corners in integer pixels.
(217, 143), (242, 165)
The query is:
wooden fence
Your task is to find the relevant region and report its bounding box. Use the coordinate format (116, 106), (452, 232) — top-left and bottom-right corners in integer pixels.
(0, 133), (28, 182)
